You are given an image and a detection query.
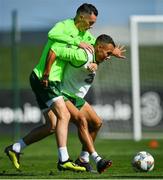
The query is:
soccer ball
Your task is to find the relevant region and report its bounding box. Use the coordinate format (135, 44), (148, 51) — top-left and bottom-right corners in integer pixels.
(132, 151), (154, 172)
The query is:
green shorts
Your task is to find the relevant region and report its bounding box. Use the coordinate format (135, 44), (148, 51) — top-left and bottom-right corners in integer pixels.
(62, 91), (86, 110)
(30, 71), (63, 110)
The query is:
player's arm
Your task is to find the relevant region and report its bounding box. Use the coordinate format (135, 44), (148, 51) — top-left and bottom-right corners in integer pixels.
(41, 50), (56, 87)
(78, 32), (96, 53)
(51, 45), (87, 67)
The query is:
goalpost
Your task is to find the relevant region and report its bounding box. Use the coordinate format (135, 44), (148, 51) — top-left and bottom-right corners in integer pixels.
(130, 15), (163, 141)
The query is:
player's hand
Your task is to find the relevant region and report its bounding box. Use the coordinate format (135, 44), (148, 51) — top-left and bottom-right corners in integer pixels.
(41, 75), (49, 87)
(79, 42), (94, 53)
(112, 44), (126, 59)
(87, 63), (98, 72)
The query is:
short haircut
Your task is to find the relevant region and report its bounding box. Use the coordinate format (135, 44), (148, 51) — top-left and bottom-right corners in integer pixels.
(96, 34), (116, 47)
(76, 3), (98, 16)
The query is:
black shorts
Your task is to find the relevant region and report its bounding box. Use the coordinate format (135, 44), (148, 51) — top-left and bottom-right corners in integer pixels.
(30, 71), (63, 110)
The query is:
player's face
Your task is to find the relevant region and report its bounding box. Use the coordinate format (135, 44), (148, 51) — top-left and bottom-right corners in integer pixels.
(95, 43), (115, 63)
(78, 13), (96, 32)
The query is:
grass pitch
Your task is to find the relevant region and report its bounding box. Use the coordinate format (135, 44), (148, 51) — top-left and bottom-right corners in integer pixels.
(0, 134), (163, 179)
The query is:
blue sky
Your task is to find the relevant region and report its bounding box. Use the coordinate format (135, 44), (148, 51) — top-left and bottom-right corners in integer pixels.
(0, 0), (163, 31)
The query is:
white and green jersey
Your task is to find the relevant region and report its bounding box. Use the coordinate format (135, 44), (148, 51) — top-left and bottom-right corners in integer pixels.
(34, 43), (88, 82)
(61, 49), (96, 98)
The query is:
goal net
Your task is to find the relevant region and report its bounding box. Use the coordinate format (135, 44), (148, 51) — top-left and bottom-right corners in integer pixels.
(130, 15), (163, 140)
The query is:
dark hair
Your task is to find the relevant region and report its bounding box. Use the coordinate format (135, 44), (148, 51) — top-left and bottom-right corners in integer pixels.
(96, 34), (115, 47)
(76, 3), (98, 16)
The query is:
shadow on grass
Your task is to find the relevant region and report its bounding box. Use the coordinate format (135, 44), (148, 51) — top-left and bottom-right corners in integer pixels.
(102, 175), (163, 179)
(0, 170), (58, 177)
(1, 172), (163, 179)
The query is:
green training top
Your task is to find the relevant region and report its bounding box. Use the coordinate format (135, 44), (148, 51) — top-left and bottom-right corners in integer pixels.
(48, 18), (96, 46)
(33, 18), (95, 82)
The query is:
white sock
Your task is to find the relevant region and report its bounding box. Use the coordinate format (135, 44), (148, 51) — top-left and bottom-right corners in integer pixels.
(91, 152), (102, 164)
(80, 151), (90, 163)
(12, 139), (27, 153)
(58, 147), (69, 162)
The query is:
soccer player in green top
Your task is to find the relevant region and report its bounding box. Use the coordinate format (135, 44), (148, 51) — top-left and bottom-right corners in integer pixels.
(4, 3), (98, 172)
(48, 3), (97, 52)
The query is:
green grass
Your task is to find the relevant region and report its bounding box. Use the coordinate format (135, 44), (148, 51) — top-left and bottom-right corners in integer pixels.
(0, 134), (163, 179)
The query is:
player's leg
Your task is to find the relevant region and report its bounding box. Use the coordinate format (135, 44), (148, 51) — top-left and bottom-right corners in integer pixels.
(79, 102), (112, 173)
(74, 102), (102, 169)
(63, 93), (95, 155)
(4, 108), (56, 170)
(29, 72), (75, 170)
(80, 102), (102, 142)
(23, 109), (56, 145)
(65, 100), (97, 172)
(50, 97), (70, 158)
(49, 98), (86, 172)
(65, 100), (95, 154)
(65, 97), (111, 173)
(63, 94), (104, 172)
(4, 72), (57, 169)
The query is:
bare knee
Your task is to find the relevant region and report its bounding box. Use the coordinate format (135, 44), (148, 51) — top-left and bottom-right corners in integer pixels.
(54, 106), (71, 123)
(59, 110), (71, 122)
(77, 115), (88, 130)
(93, 118), (103, 131)
(51, 99), (71, 123)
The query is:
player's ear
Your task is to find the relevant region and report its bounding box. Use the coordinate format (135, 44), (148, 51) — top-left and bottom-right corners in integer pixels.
(97, 44), (103, 50)
(79, 13), (84, 21)
(80, 12), (88, 21)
